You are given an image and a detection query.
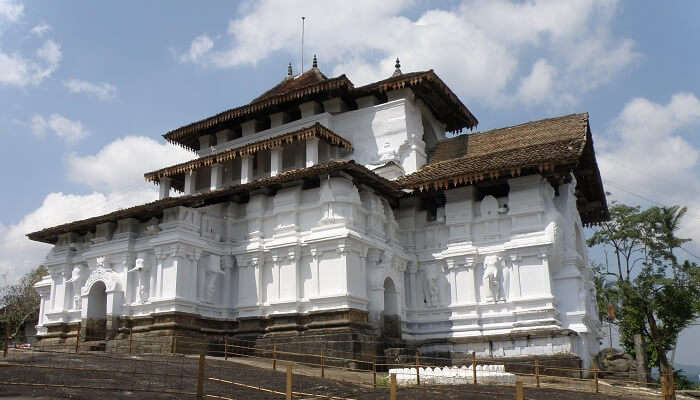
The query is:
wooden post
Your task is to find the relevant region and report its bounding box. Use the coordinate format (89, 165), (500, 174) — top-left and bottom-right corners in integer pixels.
(128, 328), (133, 354)
(372, 357), (377, 388)
(224, 336), (228, 360)
(593, 365), (599, 393)
(535, 359), (540, 388)
(320, 349), (325, 378)
(390, 373), (397, 400)
(472, 351), (477, 385)
(515, 381), (524, 400)
(196, 354), (205, 399)
(285, 364), (293, 400)
(272, 343), (277, 370)
(170, 336), (176, 354)
(3, 329), (8, 358)
(416, 351), (420, 385)
(75, 325), (80, 353)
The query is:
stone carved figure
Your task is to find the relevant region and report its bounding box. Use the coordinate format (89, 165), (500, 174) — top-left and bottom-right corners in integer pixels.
(482, 255), (504, 303)
(65, 265), (83, 310)
(204, 256), (224, 304)
(422, 266), (441, 307)
(597, 348), (637, 378)
(128, 258), (149, 304)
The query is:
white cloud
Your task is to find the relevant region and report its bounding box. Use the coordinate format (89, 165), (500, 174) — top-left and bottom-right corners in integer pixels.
(181, 0), (638, 106)
(63, 78), (117, 101)
(517, 58), (557, 103)
(0, 39), (61, 87)
(66, 136), (194, 192)
(597, 92), (700, 245)
(30, 23), (51, 37)
(180, 34), (213, 63)
(0, 0), (23, 23)
(0, 136), (195, 284)
(30, 113), (88, 142)
(0, 191), (158, 284)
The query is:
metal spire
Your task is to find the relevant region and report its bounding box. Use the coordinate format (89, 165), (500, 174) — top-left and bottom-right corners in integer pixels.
(392, 57), (402, 77)
(287, 62), (293, 78)
(312, 54), (318, 69)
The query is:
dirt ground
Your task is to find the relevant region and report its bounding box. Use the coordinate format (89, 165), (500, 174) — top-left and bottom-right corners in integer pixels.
(0, 349), (668, 399)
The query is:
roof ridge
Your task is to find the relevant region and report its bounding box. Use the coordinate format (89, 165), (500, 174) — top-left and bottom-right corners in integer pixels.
(466, 112), (588, 138)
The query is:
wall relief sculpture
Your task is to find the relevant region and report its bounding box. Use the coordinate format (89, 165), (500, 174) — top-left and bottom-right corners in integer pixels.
(422, 264), (442, 307)
(127, 258), (149, 304)
(482, 254), (509, 303)
(81, 257), (121, 296)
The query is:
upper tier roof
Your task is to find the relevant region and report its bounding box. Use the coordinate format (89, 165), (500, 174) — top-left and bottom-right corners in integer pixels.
(145, 123), (353, 191)
(398, 113), (608, 225)
(163, 69), (478, 151)
(252, 67), (329, 103)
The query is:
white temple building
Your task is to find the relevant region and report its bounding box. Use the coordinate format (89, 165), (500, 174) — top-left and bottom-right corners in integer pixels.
(30, 58), (607, 369)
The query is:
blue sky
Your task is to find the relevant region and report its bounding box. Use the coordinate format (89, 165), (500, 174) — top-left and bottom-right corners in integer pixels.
(1, 1), (699, 365)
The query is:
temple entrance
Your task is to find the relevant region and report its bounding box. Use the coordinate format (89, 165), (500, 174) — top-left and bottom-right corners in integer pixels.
(383, 277), (401, 338)
(85, 281), (107, 340)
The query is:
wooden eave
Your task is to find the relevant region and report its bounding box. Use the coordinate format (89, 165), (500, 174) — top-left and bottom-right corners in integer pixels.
(27, 160), (402, 244)
(163, 69), (479, 151)
(351, 70), (478, 132)
(146, 123), (352, 190)
(397, 113), (609, 225)
(163, 75), (355, 151)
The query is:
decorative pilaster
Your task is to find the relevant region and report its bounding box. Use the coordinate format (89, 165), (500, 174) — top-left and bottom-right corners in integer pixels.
(184, 170), (196, 194)
(241, 154), (254, 184)
(210, 163), (223, 191)
(306, 137), (319, 167)
(270, 146), (283, 177)
(159, 177), (172, 199)
(509, 254), (522, 300)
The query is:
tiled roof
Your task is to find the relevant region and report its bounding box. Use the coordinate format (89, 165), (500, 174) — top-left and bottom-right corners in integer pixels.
(251, 68), (329, 103)
(353, 70), (478, 131)
(27, 160), (403, 244)
(400, 113), (589, 189)
(163, 69), (478, 151)
(163, 74), (354, 151)
(145, 123), (352, 189)
(398, 112), (608, 225)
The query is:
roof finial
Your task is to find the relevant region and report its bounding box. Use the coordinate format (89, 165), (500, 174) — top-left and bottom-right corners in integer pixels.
(393, 57), (402, 77)
(287, 62), (293, 78)
(312, 54), (318, 69)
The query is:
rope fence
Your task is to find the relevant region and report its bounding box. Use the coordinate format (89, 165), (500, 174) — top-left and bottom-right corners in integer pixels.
(2, 331), (678, 399)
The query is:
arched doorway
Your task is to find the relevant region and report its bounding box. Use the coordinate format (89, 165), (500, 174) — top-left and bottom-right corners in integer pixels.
(383, 277), (400, 338)
(86, 281), (107, 340)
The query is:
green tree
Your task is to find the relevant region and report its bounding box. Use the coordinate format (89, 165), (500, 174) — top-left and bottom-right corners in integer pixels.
(588, 203), (700, 393)
(0, 265), (47, 340)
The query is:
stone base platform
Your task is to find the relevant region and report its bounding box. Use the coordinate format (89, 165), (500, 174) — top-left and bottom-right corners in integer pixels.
(36, 309), (384, 367)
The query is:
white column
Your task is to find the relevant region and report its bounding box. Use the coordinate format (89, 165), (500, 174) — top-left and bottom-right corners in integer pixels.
(159, 177), (172, 199)
(299, 101), (321, 118)
(210, 164), (223, 191)
(269, 112), (286, 128)
(306, 137), (319, 167)
(184, 170), (196, 194)
(540, 252), (553, 295)
(270, 146), (283, 176)
(407, 263), (418, 308)
(215, 130), (230, 147)
(199, 134), (212, 151)
(510, 255), (522, 300)
(322, 98), (347, 113)
(241, 155), (254, 184)
(241, 120), (257, 136)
